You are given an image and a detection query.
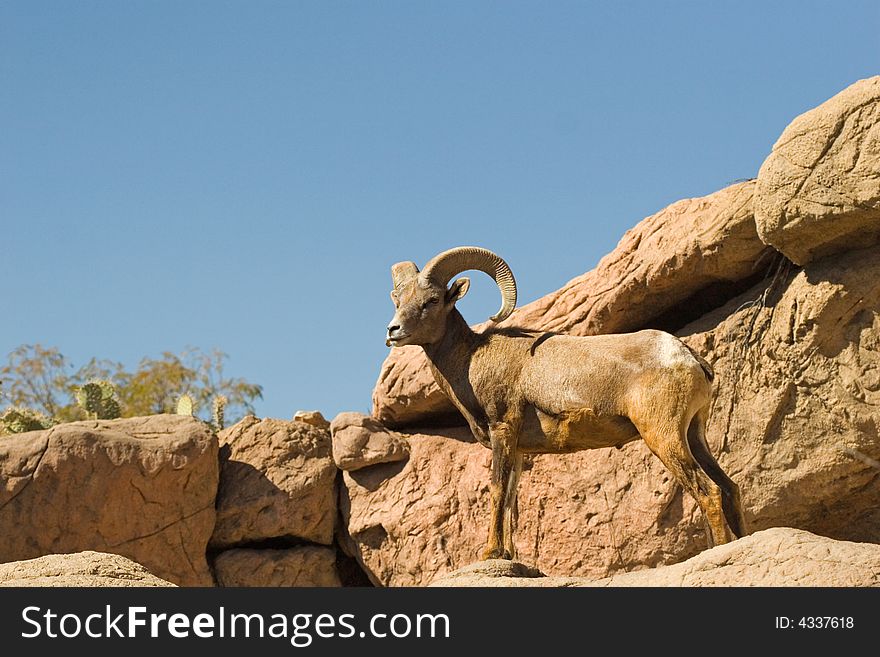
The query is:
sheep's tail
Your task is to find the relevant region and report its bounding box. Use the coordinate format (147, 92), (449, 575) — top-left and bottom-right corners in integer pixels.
(682, 342), (715, 383)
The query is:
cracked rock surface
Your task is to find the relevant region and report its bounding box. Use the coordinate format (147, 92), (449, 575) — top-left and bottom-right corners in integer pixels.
(211, 416), (337, 548)
(0, 415), (218, 586)
(755, 76), (880, 264)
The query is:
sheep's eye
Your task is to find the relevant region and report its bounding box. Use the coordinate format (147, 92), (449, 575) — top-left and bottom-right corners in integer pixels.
(423, 298), (439, 309)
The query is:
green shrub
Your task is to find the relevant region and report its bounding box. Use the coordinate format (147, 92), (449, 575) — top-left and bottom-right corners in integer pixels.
(0, 406), (55, 434)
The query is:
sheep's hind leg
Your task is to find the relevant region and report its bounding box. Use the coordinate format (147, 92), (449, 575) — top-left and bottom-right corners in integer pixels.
(484, 422), (519, 560)
(639, 420), (732, 548)
(686, 406), (747, 538)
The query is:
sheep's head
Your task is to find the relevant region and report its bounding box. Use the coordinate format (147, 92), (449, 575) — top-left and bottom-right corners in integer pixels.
(386, 247), (517, 347)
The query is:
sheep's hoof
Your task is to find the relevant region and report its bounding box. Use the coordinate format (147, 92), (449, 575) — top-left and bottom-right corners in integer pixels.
(482, 548), (512, 560)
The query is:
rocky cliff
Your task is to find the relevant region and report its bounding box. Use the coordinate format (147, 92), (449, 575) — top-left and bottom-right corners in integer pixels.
(349, 76), (880, 586)
(1, 77), (877, 587)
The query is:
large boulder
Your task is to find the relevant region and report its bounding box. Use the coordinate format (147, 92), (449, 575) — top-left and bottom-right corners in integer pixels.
(342, 245), (880, 586)
(330, 412), (409, 471)
(755, 76), (880, 265)
(214, 546), (341, 587)
(373, 181), (770, 427)
(211, 416), (336, 548)
(0, 551), (175, 587)
(339, 427), (490, 586)
(0, 415), (217, 586)
(430, 528), (880, 587)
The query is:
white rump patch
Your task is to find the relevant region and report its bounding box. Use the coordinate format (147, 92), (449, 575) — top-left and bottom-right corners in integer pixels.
(657, 334), (693, 368)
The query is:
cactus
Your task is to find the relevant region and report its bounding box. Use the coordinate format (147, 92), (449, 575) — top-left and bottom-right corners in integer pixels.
(0, 406), (54, 434)
(212, 395), (227, 431)
(176, 394), (195, 417)
(96, 380), (121, 419)
(75, 382), (101, 414)
(75, 380), (121, 420)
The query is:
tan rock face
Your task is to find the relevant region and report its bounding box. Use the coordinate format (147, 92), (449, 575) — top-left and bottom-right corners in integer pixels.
(339, 428), (489, 586)
(211, 417), (337, 548)
(430, 528), (880, 587)
(755, 76), (880, 264)
(0, 551), (175, 587)
(339, 427), (695, 586)
(0, 415), (217, 586)
(214, 546), (341, 587)
(373, 181), (770, 427)
(293, 410), (331, 431)
(330, 412), (410, 471)
(372, 346), (458, 428)
(343, 246), (880, 586)
(684, 245), (880, 543)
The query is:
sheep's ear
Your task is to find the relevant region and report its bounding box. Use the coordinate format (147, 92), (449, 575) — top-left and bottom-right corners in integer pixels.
(446, 277), (470, 304)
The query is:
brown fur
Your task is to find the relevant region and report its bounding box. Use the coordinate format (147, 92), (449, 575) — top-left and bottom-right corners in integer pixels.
(387, 273), (746, 559)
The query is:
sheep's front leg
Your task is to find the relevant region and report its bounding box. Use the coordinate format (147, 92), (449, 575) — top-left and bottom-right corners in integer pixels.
(483, 422), (518, 560)
(503, 450), (523, 559)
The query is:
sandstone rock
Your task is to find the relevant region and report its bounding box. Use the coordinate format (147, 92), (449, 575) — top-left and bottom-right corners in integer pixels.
(343, 245), (880, 586)
(339, 426), (683, 586)
(755, 76), (880, 265)
(0, 551), (175, 587)
(330, 412), (409, 471)
(211, 417), (336, 548)
(430, 528), (880, 587)
(681, 245), (880, 544)
(0, 415), (217, 586)
(371, 346), (460, 428)
(339, 428), (487, 586)
(214, 546), (341, 587)
(373, 181), (770, 427)
(293, 410), (331, 430)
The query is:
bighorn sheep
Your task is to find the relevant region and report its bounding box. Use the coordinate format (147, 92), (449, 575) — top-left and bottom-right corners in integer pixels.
(385, 246), (745, 560)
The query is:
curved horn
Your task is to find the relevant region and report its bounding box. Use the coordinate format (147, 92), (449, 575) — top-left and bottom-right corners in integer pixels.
(420, 246), (517, 322)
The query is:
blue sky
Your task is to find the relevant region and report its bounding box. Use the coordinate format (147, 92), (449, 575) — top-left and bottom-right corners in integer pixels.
(2, 1), (878, 419)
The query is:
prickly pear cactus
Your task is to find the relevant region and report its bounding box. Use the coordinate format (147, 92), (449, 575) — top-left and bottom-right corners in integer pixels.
(75, 382), (101, 414)
(212, 395), (227, 431)
(0, 406), (54, 434)
(75, 380), (121, 420)
(95, 380), (121, 419)
(176, 394), (195, 417)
